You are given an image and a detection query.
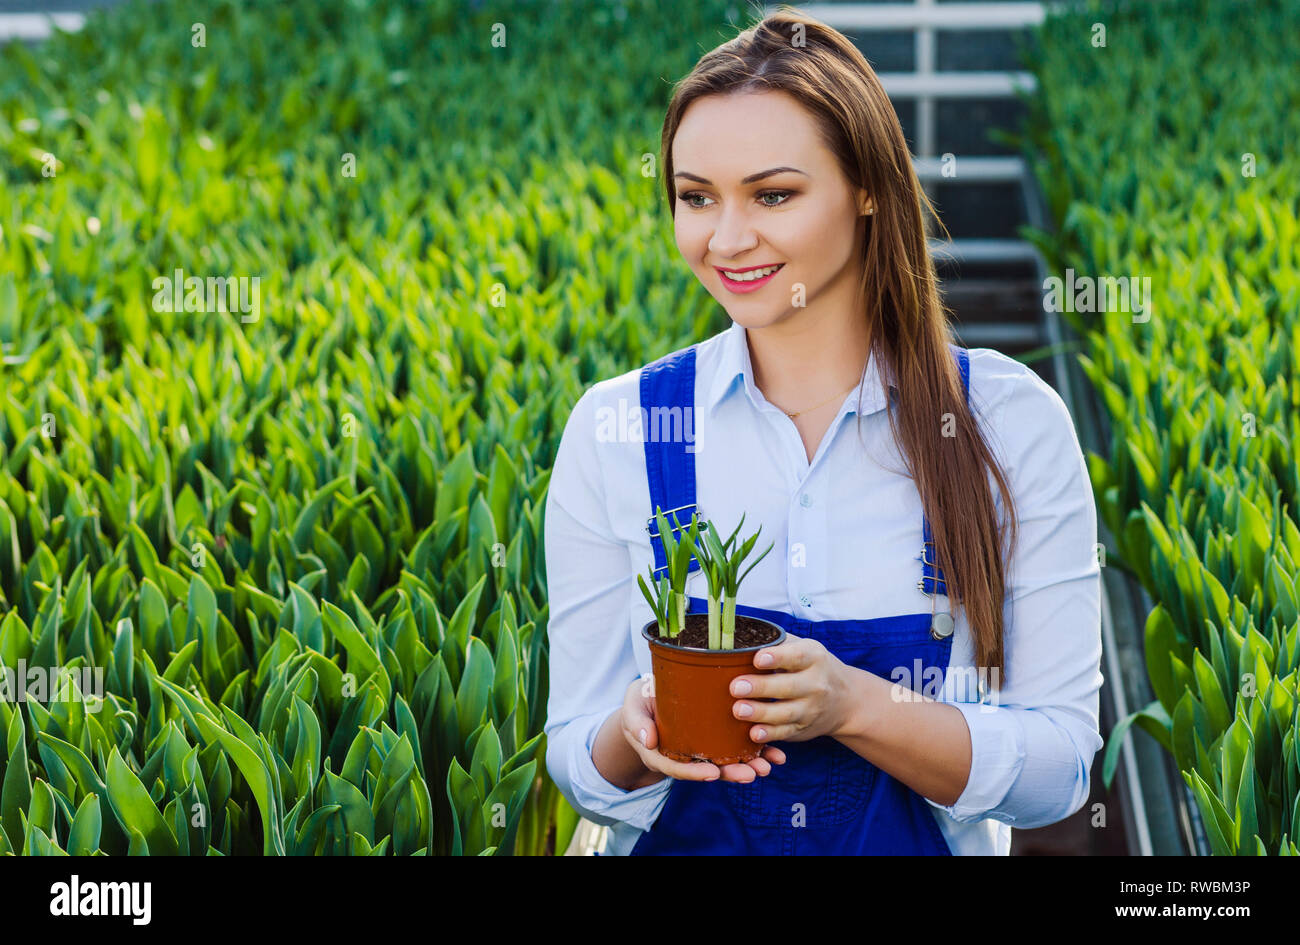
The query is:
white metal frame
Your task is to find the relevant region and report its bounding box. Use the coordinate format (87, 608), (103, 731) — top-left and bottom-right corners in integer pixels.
(0, 13), (86, 42)
(793, 1), (1047, 265)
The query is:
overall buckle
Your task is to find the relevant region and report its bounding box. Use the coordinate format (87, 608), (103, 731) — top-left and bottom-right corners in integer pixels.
(645, 503), (705, 538)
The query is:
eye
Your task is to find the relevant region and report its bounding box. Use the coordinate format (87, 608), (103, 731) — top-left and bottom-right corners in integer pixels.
(677, 190), (795, 209)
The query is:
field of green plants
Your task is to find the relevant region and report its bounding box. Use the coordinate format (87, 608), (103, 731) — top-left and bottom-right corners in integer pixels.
(1022, 0), (1300, 853)
(0, 0), (735, 855)
(4, 0), (1295, 858)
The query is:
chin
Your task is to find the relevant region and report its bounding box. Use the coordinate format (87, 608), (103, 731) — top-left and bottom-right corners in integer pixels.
(723, 306), (796, 331)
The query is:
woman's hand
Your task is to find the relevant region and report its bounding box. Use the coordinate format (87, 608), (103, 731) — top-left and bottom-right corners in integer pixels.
(621, 675), (786, 784)
(730, 634), (856, 743)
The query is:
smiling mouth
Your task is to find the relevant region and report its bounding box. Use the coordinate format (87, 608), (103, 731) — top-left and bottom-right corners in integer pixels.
(715, 263), (784, 283)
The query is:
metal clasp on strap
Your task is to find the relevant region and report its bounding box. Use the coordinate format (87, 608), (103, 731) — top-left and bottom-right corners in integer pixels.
(918, 537), (946, 594)
(930, 611), (955, 640)
(918, 572), (949, 593)
(645, 503), (705, 538)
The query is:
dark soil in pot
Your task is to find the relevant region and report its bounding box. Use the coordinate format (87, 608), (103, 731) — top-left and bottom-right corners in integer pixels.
(650, 613), (781, 649)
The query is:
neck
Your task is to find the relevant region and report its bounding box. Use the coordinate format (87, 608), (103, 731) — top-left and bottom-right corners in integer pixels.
(746, 308), (871, 410)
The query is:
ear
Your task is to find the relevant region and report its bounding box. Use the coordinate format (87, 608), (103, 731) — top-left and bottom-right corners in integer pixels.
(858, 188), (875, 216)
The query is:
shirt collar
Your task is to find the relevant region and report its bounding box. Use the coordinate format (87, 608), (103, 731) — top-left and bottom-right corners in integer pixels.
(706, 320), (892, 418)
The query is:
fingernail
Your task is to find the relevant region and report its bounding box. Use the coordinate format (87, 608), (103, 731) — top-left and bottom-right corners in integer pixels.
(639, 728), (647, 746)
(756, 652), (772, 667)
(736, 703), (752, 717)
(733, 679), (751, 695)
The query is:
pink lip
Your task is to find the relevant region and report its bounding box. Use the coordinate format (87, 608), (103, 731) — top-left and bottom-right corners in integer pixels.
(715, 263), (784, 294)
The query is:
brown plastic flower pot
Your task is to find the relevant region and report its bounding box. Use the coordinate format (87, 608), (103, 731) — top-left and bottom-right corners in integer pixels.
(641, 613), (786, 765)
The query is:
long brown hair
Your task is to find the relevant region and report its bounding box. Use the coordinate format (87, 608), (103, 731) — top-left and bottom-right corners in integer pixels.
(659, 6), (1019, 687)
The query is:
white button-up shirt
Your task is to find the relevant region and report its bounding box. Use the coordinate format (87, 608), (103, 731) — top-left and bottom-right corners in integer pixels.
(543, 319), (1104, 855)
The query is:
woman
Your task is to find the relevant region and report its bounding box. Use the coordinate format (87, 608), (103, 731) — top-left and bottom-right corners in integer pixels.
(543, 8), (1103, 855)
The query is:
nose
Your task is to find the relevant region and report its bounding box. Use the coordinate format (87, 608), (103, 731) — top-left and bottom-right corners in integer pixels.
(707, 205), (760, 260)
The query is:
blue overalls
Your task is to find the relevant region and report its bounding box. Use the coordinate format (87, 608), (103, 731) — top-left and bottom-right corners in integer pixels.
(627, 342), (971, 855)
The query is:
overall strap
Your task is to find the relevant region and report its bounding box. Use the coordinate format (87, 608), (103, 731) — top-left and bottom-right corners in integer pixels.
(919, 346), (971, 597)
(640, 346), (703, 580)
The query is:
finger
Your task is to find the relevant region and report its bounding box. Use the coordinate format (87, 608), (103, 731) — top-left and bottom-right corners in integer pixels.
(730, 670), (805, 701)
(723, 745), (784, 780)
(750, 722), (808, 744)
(634, 740), (723, 780)
(715, 762), (759, 783)
(623, 708), (656, 750)
(734, 696), (810, 727)
(753, 638), (817, 672)
(652, 757), (724, 781)
(630, 725), (727, 780)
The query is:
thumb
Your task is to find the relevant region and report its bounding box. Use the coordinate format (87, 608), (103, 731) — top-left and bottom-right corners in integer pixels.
(625, 701), (656, 749)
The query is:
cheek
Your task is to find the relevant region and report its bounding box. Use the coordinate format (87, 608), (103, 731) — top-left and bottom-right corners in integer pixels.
(782, 216), (855, 277)
(781, 216), (832, 258)
(674, 221), (709, 263)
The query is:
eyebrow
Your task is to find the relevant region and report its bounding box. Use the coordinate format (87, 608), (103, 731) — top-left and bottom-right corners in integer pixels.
(673, 166), (810, 185)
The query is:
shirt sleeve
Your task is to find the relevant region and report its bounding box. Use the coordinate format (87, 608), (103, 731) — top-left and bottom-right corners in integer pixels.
(542, 386), (673, 830)
(925, 368), (1104, 828)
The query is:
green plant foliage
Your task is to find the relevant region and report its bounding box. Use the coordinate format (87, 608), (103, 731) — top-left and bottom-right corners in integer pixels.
(689, 514), (772, 649)
(0, 0), (739, 854)
(1018, 0), (1300, 853)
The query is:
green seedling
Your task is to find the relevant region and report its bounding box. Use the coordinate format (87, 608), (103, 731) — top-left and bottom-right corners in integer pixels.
(636, 506), (700, 639)
(690, 513), (773, 649)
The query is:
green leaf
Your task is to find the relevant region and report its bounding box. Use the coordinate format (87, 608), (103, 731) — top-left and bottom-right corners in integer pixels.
(191, 710), (285, 856)
(457, 637), (495, 749)
(293, 475), (350, 550)
(321, 767), (374, 846)
(322, 601), (391, 695)
(0, 271), (19, 344)
(435, 443), (478, 527)
(1185, 769), (1235, 855)
(469, 723), (502, 800)
(1144, 605), (1181, 716)
(1171, 687), (1210, 776)
(446, 757), (482, 857)
(105, 748), (179, 856)
(127, 826), (150, 856)
(1102, 699), (1172, 789)
(68, 792), (103, 855)
(2, 706), (31, 847)
(1192, 648), (1232, 736)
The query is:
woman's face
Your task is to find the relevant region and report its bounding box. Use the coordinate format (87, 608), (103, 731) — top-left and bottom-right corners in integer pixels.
(671, 90), (872, 332)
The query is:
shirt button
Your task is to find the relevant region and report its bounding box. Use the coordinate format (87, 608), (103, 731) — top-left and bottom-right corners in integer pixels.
(799, 493), (813, 508)
(798, 595), (811, 607)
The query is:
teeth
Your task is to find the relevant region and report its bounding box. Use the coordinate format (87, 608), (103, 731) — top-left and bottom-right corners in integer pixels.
(722, 264), (781, 282)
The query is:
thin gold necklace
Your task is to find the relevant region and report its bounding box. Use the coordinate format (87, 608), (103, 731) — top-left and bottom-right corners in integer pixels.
(777, 380), (858, 419)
